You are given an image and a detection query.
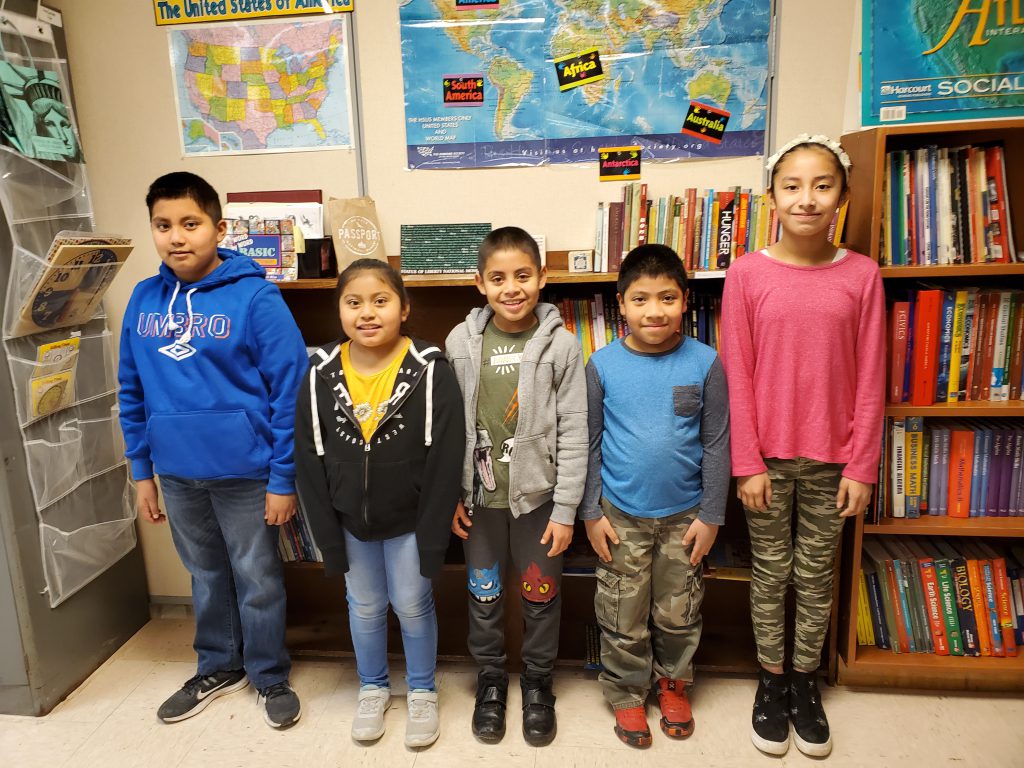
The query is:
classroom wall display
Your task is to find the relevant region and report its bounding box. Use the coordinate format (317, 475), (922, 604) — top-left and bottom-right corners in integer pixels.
(153, 0), (354, 27)
(168, 17), (354, 155)
(0, 58), (83, 163)
(861, 0), (1024, 126)
(399, 0), (770, 169)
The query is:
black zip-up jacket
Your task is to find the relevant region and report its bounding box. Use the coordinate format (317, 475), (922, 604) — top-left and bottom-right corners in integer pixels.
(294, 338), (465, 578)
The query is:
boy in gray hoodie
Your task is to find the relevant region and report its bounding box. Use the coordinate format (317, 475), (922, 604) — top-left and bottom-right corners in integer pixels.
(446, 226), (587, 747)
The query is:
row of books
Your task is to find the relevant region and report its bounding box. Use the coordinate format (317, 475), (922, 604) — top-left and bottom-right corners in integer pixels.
(857, 536), (1024, 657)
(880, 142), (1017, 266)
(592, 182), (846, 273)
(546, 291), (722, 360)
(888, 288), (1024, 405)
(277, 508), (322, 563)
(878, 418), (1024, 520)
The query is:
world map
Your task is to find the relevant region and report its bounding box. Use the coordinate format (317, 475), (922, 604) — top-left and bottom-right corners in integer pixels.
(169, 18), (352, 155)
(400, 0), (770, 169)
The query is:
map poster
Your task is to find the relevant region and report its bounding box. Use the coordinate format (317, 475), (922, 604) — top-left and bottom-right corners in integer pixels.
(169, 17), (353, 155)
(862, 1), (1024, 126)
(400, 1), (770, 170)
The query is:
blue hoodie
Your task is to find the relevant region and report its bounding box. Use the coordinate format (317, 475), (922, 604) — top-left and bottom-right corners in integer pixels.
(118, 248), (308, 494)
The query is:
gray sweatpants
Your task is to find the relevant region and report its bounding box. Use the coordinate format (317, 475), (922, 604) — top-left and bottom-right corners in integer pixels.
(463, 500), (562, 677)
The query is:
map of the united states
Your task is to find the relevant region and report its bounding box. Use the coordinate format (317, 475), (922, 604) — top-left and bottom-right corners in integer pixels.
(171, 19), (351, 154)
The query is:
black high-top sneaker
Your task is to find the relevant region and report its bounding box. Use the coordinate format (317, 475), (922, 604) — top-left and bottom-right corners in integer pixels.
(520, 673), (557, 746)
(471, 671), (508, 744)
(750, 668), (790, 756)
(789, 669), (832, 757)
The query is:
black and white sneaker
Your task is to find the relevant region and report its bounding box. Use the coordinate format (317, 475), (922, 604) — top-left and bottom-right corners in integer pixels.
(157, 670), (248, 723)
(259, 681), (301, 728)
(751, 668), (790, 756)
(789, 669), (832, 757)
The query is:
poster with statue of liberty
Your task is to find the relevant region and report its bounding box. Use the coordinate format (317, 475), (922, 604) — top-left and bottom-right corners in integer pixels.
(862, 0), (1024, 126)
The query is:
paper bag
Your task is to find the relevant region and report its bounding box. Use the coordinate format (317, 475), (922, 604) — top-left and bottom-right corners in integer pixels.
(327, 196), (386, 270)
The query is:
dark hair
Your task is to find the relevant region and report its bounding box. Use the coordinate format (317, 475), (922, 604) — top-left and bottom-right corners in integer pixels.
(617, 244), (688, 296)
(477, 225), (542, 273)
(146, 172), (222, 223)
(768, 142), (849, 196)
(333, 258), (411, 341)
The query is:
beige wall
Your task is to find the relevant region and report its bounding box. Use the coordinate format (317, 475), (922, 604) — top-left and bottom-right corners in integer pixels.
(50, 0), (856, 599)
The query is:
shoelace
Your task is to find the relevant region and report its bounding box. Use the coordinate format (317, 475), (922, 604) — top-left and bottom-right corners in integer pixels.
(181, 673), (215, 695)
(258, 682), (291, 703)
(357, 694), (385, 716)
(408, 698), (434, 721)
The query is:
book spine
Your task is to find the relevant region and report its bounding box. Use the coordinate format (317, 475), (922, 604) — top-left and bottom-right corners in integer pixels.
(936, 291), (956, 401)
(952, 557), (981, 655)
(947, 290), (968, 400)
(947, 429), (974, 518)
(935, 559), (964, 655)
(885, 558), (910, 653)
(920, 558), (950, 655)
(981, 561), (1005, 656)
(993, 558), (1019, 656)
(910, 290), (942, 405)
(905, 416), (924, 518)
(968, 558), (994, 655)
(960, 290), (977, 400)
(938, 427), (950, 516)
(889, 302), (910, 403)
(892, 418), (906, 518)
(865, 569), (890, 649)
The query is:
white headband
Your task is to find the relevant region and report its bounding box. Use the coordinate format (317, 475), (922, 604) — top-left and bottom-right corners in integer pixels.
(766, 133), (851, 180)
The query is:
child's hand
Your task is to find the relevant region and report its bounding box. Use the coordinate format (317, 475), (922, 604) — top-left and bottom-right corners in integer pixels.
(452, 501), (472, 540)
(137, 478), (165, 523)
(737, 472), (772, 512)
(682, 519), (719, 566)
(584, 516), (620, 563)
(540, 521), (573, 558)
(265, 492), (297, 526)
(837, 477), (872, 518)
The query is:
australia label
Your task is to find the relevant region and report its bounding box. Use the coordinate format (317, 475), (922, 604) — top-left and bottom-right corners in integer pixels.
(681, 101), (730, 143)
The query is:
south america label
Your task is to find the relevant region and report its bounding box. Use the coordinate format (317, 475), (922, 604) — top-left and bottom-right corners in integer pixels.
(681, 101), (730, 143)
(554, 48), (605, 91)
(598, 146), (641, 181)
(444, 75), (485, 107)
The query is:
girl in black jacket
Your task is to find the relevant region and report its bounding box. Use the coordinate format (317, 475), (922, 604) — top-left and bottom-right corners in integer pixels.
(295, 260), (464, 748)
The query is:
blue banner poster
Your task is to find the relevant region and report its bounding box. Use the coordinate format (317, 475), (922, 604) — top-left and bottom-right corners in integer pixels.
(862, 1), (1024, 126)
(399, 0), (770, 169)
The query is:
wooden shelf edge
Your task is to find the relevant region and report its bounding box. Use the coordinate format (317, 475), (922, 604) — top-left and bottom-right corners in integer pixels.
(885, 401), (1024, 417)
(864, 517), (1024, 537)
(879, 263), (1024, 278)
(838, 648), (1024, 691)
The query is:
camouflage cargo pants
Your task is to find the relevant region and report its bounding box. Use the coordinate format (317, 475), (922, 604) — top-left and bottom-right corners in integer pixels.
(745, 457), (845, 671)
(594, 499), (703, 710)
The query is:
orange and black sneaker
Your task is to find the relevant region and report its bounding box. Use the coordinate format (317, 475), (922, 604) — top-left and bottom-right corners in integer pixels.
(613, 705), (652, 748)
(655, 678), (694, 738)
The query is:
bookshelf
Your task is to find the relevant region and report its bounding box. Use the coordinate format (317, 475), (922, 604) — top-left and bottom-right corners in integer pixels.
(836, 119), (1024, 692)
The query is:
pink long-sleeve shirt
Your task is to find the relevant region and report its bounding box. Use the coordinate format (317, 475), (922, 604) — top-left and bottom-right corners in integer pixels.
(719, 249), (886, 484)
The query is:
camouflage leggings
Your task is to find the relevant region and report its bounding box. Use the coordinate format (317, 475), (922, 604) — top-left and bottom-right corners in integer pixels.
(745, 458), (845, 671)
(594, 499), (703, 709)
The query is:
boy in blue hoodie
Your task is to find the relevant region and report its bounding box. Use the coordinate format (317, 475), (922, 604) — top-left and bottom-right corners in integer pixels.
(118, 172), (308, 729)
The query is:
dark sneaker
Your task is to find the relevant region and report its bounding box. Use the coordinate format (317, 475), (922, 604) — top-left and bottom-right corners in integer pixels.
(258, 681), (301, 729)
(655, 677), (694, 738)
(789, 669), (831, 757)
(472, 672), (508, 744)
(520, 673), (556, 747)
(613, 705), (652, 748)
(157, 670), (248, 723)
(751, 669), (790, 756)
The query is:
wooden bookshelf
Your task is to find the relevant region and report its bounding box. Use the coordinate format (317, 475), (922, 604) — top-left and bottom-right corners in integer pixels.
(836, 121), (1024, 693)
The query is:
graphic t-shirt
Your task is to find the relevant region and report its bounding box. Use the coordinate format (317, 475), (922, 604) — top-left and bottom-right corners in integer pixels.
(341, 337), (411, 441)
(474, 321), (536, 508)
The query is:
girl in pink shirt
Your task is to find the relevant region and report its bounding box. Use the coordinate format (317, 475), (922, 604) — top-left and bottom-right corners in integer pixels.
(720, 135), (885, 759)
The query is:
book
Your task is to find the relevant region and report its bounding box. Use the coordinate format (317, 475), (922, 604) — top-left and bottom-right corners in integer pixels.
(935, 558), (965, 656)
(905, 416), (924, 518)
(889, 302), (910, 403)
(9, 232), (133, 339)
(918, 556), (950, 655)
(951, 556), (982, 656)
(947, 428), (974, 518)
(910, 289), (942, 405)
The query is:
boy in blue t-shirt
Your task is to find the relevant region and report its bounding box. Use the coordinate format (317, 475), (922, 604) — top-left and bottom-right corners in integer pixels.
(579, 244), (730, 748)
(118, 172), (308, 729)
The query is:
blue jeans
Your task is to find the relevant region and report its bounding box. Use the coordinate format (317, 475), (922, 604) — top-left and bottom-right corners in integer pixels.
(343, 530), (438, 691)
(160, 476), (290, 690)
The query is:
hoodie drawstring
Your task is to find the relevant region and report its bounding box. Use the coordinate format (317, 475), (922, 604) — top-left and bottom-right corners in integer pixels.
(166, 282), (199, 345)
(424, 360), (434, 447)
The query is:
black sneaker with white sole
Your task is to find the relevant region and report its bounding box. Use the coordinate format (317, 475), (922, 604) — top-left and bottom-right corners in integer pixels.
(789, 669), (832, 757)
(259, 681), (301, 728)
(751, 668), (790, 756)
(157, 670), (248, 723)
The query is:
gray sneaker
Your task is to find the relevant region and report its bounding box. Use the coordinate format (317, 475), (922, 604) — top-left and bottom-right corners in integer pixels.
(405, 690), (440, 748)
(352, 686), (391, 742)
(157, 670), (248, 723)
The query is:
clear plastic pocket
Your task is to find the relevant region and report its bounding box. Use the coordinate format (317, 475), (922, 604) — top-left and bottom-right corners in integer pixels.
(23, 403), (125, 509)
(3, 244), (124, 338)
(5, 329), (116, 427)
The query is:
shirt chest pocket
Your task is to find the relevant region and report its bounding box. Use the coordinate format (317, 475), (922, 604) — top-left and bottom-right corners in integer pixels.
(672, 384), (701, 418)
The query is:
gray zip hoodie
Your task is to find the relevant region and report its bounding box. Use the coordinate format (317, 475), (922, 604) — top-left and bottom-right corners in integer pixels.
(445, 302), (588, 525)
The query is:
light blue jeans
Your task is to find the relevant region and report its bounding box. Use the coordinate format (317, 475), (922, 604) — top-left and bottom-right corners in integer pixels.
(343, 530), (438, 691)
(160, 475), (290, 691)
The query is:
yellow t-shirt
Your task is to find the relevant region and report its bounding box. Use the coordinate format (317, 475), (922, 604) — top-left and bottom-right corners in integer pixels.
(341, 338), (411, 441)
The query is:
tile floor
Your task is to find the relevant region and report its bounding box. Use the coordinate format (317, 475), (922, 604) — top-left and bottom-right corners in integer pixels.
(1, 617), (1022, 767)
